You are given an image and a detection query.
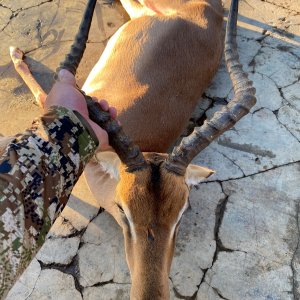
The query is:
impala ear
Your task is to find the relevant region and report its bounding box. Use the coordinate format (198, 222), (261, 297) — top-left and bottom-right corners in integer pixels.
(185, 164), (215, 187)
(95, 151), (121, 180)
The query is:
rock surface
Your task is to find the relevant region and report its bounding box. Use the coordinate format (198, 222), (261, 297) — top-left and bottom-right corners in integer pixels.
(36, 237), (80, 265)
(83, 284), (131, 300)
(24, 269), (82, 300)
(2, 0), (300, 299)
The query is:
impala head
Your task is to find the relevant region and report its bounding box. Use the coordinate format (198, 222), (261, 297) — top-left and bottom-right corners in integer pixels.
(61, 0), (256, 298)
(97, 151), (213, 298)
(118, 159), (186, 299)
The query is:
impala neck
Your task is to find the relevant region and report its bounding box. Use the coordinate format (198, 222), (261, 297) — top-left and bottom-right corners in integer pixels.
(125, 228), (175, 299)
(131, 268), (170, 299)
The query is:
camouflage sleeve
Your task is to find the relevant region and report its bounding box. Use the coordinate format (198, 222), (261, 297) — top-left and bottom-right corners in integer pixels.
(0, 106), (98, 299)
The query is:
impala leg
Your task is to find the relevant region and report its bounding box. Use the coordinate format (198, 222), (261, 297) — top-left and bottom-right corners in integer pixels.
(119, 0), (154, 19)
(10, 47), (47, 108)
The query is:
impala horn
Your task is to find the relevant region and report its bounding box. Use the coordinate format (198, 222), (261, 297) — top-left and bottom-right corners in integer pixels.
(165, 0), (256, 176)
(56, 0), (147, 172)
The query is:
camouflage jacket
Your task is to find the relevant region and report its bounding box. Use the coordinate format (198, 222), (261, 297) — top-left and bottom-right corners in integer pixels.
(0, 106), (98, 299)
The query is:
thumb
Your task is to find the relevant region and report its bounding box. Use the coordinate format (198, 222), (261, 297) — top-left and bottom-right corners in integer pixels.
(58, 69), (76, 86)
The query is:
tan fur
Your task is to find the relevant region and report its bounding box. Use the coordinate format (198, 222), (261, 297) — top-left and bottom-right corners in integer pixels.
(83, 0), (224, 152)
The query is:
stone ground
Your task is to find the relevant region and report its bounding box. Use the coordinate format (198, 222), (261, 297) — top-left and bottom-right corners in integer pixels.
(0, 0), (300, 299)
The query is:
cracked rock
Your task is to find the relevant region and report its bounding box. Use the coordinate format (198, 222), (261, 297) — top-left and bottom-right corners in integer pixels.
(249, 73), (283, 112)
(0, 6), (11, 31)
(278, 105), (300, 141)
(263, 34), (300, 57)
(60, 194), (99, 232)
(193, 145), (244, 182)
(197, 282), (223, 300)
(206, 61), (232, 99)
(206, 38), (261, 100)
(281, 81), (300, 111)
(264, 0), (300, 13)
(221, 164), (300, 265)
(170, 182), (224, 297)
(0, 0), (52, 11)
(223, 0), (283, 38)
(200, 164), (300, 299)
(36, 236), (80, 265)
(254, 47), (300, 88)
(3, 3), (55, 51)
(24, 269), (82, 300)
(204, 251), (293, 300)
(83, 284), (131, 300)
(236, 36), (261, 71)
(79, 212), (130, 287)
(6, 259), (41, 300)
(190, 96), (212, 123)
(48, 215), (77, 238)
(292, 203), (300, 299)
(36, 1), (126, 47)
(213, 108), (300, 176)
(82, 210), (120, 245)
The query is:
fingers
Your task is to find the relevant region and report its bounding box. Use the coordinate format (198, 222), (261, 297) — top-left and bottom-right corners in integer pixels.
(99, 99), (109, 111)
(108, 107), (117, 119)
(92, 97), (118, 120)
(58, 69), (76, 85)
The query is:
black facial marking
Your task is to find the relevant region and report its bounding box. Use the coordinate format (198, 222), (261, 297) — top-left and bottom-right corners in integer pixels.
(117, 203), (124, 213)
(150, 163), (161, 188)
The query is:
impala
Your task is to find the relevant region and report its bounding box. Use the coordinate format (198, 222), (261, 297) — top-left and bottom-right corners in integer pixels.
(10, 0), (256, 298)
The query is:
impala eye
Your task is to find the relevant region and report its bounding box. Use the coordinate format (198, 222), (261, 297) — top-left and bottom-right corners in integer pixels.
(116, 203), (125, 214)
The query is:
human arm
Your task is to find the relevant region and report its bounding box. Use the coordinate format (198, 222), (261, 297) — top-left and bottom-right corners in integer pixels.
(0, 70), (116, 298)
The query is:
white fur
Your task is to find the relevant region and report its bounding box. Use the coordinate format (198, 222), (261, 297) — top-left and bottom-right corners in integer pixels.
(123, 206), (137, 241)
(95, 151), (121, 180)
(83, 23), (129, 94)
(184, 164), (215, 187)
(169, 201), (189, 240)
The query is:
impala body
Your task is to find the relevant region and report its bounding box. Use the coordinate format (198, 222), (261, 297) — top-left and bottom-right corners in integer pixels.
(10, 0), (256, 298)
(83, 0), (224, 152)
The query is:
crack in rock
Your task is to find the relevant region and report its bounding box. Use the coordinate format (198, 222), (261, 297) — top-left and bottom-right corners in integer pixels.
(291, 202), (300, 299)
(172, 287), (198, 300)
(211, 286), (230, 300)
(194, 182), (231, 299)
(3, 0), (54, 14)
(6, 259), (42, 300)
(169, 276), (198, 300)
(38, 254), (83, 296)
(260, 0), (300, 14)
(215, 149), (245, 177)
(0, 0), (55, 34)
(275, 108), (300, 143)
(213, 189), (230, 258)
(209, 159), (300, 185)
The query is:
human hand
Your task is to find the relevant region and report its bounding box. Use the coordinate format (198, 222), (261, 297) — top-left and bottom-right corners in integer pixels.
(45, 70), (117, 150)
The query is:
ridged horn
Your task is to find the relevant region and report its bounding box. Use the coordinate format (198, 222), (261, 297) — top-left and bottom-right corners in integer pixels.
(57, 0), (147, 172)
(165, 0), (256, 176)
